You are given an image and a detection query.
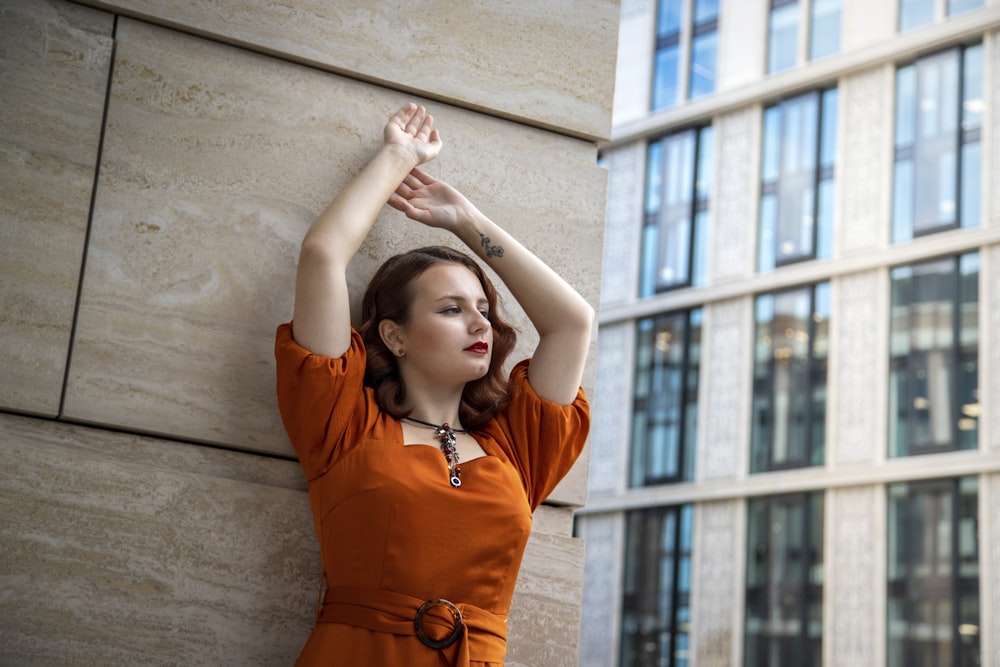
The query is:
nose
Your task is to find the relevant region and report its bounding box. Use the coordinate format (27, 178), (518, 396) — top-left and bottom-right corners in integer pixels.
(470, 311), (490, 334)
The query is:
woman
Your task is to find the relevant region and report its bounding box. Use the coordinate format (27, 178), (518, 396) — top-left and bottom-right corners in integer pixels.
(275, 103), (593, 666)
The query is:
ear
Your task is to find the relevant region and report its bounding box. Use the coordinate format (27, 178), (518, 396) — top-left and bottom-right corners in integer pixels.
(378, 319), (405, 355)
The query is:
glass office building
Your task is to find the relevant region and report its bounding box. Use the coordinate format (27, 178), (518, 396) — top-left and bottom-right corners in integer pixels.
(576, 1), (997, 665)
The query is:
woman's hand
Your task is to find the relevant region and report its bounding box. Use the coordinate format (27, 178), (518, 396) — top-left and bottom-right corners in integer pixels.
(383, 104), (442, 166)
(388, 168), (479, 232)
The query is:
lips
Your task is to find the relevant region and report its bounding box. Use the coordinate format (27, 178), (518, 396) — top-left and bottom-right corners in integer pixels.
(465, 342), (489, 353)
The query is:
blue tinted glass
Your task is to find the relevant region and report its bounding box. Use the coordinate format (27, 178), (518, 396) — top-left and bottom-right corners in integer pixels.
(892, 160), (915, 242)
(692, 210), (708, 286)
(762, 106), (782, 182)
(960, 143), (981, 229)
(640, 224), (660, 297)
(816, 179), (834, 259)
(895, 65), (916, 147)
(658, 0), (683, 36)
(899, 0), (934, 31)
(949, 0), (983, 15)
(653, 45), (680, 110)
(962, 44), (983, 131)
(694, 0), (719, 23)
(820, 88), (838, 168)
(646, 141), (665, 214)
(809, 0), (841, 60)
(768, 2), (799, 74)
(695, 126), (714, 201)
(689, 31), (717, 99)
(758, 195), (778, 272)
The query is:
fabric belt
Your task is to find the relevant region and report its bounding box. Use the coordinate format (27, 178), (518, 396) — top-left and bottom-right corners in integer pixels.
(316, 585), (508, 664)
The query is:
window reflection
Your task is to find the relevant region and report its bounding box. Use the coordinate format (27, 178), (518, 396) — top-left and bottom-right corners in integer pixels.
(899, 0), (934, 31)
(642, 127), (713, 294)
(893, 44), (982, 242)
(809, 0), (841, 60)
(621, 505), (693, 667)
(768, 0), (799, 74)
(888, 253), (978, 457)
(751, 283), (829, 473)
(745, 493), (824, 666)
(631, 310), (701, 487)
(887, 477), (980, 667)
(759, 89), (837, 272)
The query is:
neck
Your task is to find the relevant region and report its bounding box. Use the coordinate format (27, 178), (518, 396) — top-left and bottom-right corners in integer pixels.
(399, 377), (465, 430)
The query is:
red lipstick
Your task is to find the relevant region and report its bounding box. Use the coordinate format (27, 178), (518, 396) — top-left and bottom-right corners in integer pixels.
(465, 342), (489, 353)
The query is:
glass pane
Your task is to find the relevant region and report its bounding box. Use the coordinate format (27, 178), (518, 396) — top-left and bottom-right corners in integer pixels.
(771, 290), (812, 466)
(653, 44), (680, 111)
(658, 0), (683, 36)
(695, 126), (714, 202)
(758, 194), (777, 273)
(962, 44), (983, 132)
(777, 94), (819, 264)
(892, 160), (915, 242)
(689, 30), (717, 99)
(948, 0), (983, 16)
(895, 65), (917, 148)
(914, 50), (960, 234)
(819, 88), (838, 169)
(646, 141), (665, 215)
(694, 0), (719, 23)
(960, 142), (981, 229)
(809, 0), (841, 60)
(768, 3), (799, 74)
(762, 106), (782, 183)
(899, 0), (934, 31)
(816, 179), (834, 260)
(656, 132), (696, 288)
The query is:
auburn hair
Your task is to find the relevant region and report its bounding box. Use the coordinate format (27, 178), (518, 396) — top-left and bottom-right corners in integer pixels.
(358, 246), (516, 429)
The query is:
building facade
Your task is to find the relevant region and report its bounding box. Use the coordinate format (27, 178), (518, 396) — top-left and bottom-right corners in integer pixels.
(577, 1), (1000, 665)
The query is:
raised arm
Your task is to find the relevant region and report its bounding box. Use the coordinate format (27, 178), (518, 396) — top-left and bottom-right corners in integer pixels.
(292, 104), (441, 357)
(389, 169), (594, 405)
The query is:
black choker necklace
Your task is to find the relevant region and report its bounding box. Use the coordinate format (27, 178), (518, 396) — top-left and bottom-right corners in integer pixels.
(405, 417), (466, 488)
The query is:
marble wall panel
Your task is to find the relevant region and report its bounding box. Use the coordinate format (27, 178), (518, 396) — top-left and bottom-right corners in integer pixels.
(988, 474), (1000, 667)
(600, 142), (645, 307)
(0, 0), (112, 415)
(0, 412), (317, 666)
(716, 0), (767, 91)
(842, 0), (897, 51)
(589, 322), (633, 494)
(72, 0), (618, 140)
(692, 500), (742, 667)
(992, 30), (1000, 229)
(507, 505), (586, 667)
(839, 66), (893, 255)
(832, 271), (884, 466)
(700, 298), (751, 480)
(577, 513), (624, 667)
(711, 107), (759, 283)
(64, 18), (606, 507)
(828, 485), (880, 666)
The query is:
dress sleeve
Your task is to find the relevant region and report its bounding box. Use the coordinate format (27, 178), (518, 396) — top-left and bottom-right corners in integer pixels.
(489, 359), (590, 511)
(274, 322), (370, 480)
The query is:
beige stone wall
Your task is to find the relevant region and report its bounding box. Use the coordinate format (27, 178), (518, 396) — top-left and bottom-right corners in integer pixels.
(0, 1), (617, 664)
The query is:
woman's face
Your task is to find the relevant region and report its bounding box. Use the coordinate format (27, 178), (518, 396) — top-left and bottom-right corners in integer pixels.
(388, 262), (494, 388)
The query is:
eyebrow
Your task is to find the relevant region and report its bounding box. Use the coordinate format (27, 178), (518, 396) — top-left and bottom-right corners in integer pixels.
(435, 295), (489, 306)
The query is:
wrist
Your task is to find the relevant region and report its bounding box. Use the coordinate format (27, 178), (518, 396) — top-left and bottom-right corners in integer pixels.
(380, 143), (421, 170)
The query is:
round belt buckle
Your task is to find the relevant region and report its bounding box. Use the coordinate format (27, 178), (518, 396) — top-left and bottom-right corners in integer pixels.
(414, 598), (463, 649)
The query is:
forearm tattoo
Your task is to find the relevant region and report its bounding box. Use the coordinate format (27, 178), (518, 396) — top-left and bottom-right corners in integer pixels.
(478, 233), (504, 258)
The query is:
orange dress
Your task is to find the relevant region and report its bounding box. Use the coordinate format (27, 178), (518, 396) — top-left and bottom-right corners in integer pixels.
(274, 324), (589, 666)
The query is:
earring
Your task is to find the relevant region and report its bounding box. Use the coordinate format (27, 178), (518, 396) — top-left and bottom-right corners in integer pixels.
(396, 348), (405, 357)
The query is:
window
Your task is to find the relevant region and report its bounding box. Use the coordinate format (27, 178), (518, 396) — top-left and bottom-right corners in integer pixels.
(621, 505), (693, 667)
(689, 0), (719, 100)
(768, 0), (799, 74)
(888, 253), (979, 457)
(751, 283), (830, 473)
(745, 493), (824, 666)
(887, 477), (980, 667)
(652, 0), (718, 110)
(758, 89), (837, 272)
(892, 44), (982, 242)
(630, 310), (702, 486)
(900, 0), (983, 31)
(641, 126), (713, 294)
(809, 0), (841, 61)
(768, 0), (841, 73)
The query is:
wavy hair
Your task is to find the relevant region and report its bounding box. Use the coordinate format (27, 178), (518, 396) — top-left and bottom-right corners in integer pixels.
(358, 246), (516, 429)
